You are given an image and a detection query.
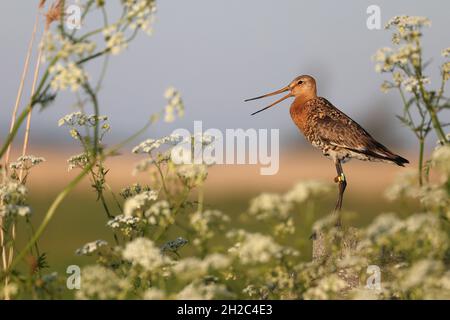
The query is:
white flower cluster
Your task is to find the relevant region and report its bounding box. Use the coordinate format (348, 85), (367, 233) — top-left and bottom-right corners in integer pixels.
(67, 153), (90, 171)
(123, 190), (159, 216)
(190, 210), (230, 241)
(363, 213), (400, 239)
(0, 204), (31, 218)
(49, 62), (88, 92)
(41, 32), (96, 62)
(103, 25), (128, 55)
(0, 283), (18, 299)
(443, 48), (450, 81)
(373, 47), (394, 72)
(248, 193), (292, 221)
(132, 134), (182, 154)
(401, 76), (430, 92)
(419, 185), (448, 209)
(443, 62), (450, 81)
(58, 112), (108, 127)
(0, 182), (27, 201)
(172, 253), (231, 281)
(381, 71), (429, 93)
(120, 183), (151, 199)
(145, 200), (173, 227)
(442, 48), (450, 58)
(107, 214), (144, 237)
(121, 192), (175, 235)
(396, 259), (450, 299)
(164, 87), (184, 123)
(75, 265), (129, 300)
(176, 164), (208, 187)
(107, 214), (141, 232)
(273, 217), (295, 237)
(132, 157), (162, 175)
(181, 133), (215, 146)
(75, 240), (109, 256)
(176, 279), (235, 300)
(303, 274), (348, 300)
(0, 181), (30, 218)
(284, 180), (332, 203)
(122, 237), (171, 272)
(373, 45), (420, 73)
(227, 230), (296, 265)
(361, 213), (449, 259)
(9, 155), (45, 171)
(385, 16), (431, 30)
(242, 285), (258, 297)
(123, 0), (157, 35)
(431, 144), (450, 175)
(143, 288), (165, 300)
(384, 170), (420, 201)
(248, 181), (332, 222)
(246, 181), (332, 236)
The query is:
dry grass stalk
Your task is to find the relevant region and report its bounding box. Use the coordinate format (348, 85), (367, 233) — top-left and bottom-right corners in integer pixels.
(4, 15), (40, 167)
(1, 10), (42, 301)
(0, 0), (59, 299)
(45, 0), (63, 30)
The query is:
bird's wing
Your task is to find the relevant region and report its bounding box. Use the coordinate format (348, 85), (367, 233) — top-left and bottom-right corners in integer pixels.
(313, 103), (405, 163)
(315, 113), (374, 151)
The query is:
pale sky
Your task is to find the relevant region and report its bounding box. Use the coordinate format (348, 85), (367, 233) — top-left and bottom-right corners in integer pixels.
(1, 0), (449, 151)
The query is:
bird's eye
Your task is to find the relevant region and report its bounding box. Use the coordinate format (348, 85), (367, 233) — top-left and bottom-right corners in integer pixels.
(297, 80), (303, 85)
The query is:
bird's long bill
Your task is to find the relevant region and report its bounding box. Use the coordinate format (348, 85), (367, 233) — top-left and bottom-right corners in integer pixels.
(245, 86), (292, 116)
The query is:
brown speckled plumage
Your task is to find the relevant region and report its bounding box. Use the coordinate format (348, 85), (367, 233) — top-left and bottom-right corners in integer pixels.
(290, 96), (408, 166)
(246, 74), (409, 223)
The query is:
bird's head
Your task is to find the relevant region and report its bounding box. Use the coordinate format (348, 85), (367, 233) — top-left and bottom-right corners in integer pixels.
(245, 75), (317, 115)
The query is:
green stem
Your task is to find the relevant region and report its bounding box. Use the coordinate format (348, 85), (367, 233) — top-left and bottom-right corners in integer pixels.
(0, 105), (31, 159)
(0, 56), (58, 160)
(105, 183), (123, 212)
(197, 187), (204, 214)
(70, 0), (95, 38)
(154, 160), (170, 199)
(83, 82), (100, 156)
(397, 86), (420, 139)
(98, 191), (120, 245)
(6, 162), (93, 272)
(418, 137), (425, 186)
(154, 187), (191, 241)
(76, 49), (110, 65)
(427, 103), (448, 144)
(413, 43), (448, 144)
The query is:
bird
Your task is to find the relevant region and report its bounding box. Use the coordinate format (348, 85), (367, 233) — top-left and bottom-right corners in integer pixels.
(245, 75), (409, 226)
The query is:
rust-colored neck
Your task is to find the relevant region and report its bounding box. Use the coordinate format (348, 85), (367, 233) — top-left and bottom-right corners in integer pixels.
(292, 93), (316, 109)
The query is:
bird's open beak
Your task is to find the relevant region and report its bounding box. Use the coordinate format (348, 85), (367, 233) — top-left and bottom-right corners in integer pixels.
(244, 86), (292, 115)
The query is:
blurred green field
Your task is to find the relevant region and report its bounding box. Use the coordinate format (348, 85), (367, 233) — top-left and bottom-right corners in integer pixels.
(17, 188), (413, 277)
(6, 147), (419, 298)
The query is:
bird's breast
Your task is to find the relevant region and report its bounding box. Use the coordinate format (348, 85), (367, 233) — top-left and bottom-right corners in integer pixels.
(289, 102), (308, 134)
(289, 98), (328, 146)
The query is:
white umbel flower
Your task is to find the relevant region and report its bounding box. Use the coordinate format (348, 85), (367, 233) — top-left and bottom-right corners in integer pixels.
(122, 237), (170, 272)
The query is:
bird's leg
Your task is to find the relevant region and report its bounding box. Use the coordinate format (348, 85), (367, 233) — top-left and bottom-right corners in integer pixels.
(333, 160), (347, 227)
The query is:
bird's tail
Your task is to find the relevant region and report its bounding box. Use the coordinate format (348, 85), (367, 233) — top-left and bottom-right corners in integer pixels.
(346, 141), (409, 167)
(389, 154), (409, 167)
(367, 141), (409, 167)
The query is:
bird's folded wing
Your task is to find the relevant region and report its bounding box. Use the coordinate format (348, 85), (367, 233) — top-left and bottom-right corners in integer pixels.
(313, 109), (407, 165)
(314, 114), (399, 163)
(314, 115), (373, 152)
